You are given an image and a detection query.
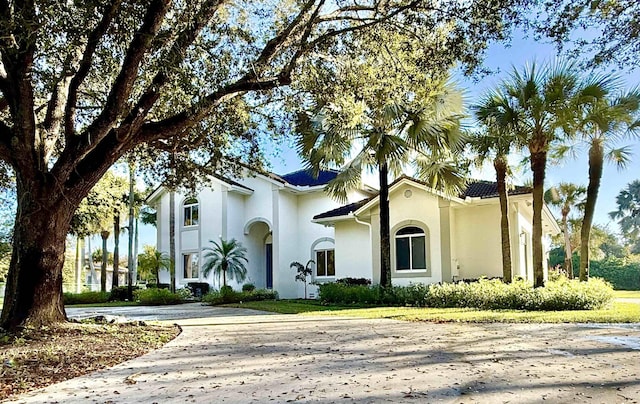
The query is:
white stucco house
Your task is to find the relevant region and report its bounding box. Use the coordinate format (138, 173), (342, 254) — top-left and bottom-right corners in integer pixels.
(147, 168), (560, 298)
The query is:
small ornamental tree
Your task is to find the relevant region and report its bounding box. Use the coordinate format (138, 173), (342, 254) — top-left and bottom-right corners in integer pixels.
(202, 238), (248, 288)
(290, 260), (314, 299)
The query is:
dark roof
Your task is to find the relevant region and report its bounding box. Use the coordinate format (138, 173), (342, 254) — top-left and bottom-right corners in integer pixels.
(313, 197), (372, 220)
(460, 180), (532, 199)
(280, 169), (339, 187)
(212, 174), (254, 192)
(313, 177), (532, 220)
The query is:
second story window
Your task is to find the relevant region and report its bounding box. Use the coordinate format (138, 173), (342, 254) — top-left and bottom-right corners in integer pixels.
(183, 198), (199, 227)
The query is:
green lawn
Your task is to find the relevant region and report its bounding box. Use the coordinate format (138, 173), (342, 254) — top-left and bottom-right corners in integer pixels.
(613, 290), (640, 299)
(225, 300), (640, 323)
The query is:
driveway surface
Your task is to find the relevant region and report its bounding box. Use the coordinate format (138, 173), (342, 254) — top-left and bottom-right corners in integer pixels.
(7, 304), (640, 403)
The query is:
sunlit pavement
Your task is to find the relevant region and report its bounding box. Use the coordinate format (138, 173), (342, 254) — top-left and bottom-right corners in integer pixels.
(8, 305), (640, 403)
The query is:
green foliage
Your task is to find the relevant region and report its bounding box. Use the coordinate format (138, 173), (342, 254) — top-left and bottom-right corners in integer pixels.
(137, 245), (172, 283)
(590, 259), (640, 290)
(611, 180), (640, 247)
(176, 287), (194, 301)
(319, 278), (613, 311)
(336, 277), (371, 286)
(202, 288), (278, 305)
(133, 288), (183, 306)
(202, 238), (248, 287)
(109, 286), (140, 302)
(63, 291), (110, 305)
(242, 283), (256, 292)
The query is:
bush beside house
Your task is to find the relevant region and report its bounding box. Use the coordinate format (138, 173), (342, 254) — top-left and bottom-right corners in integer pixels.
(318, 277), (613, 311)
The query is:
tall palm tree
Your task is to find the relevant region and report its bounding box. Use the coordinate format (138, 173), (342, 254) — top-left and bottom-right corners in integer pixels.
(474, 90), (525, 283)
(137, 246), (172, 284)
(610, 180), (640, 252)
(202, 238), (248, 288)
(482, 61), (609, 287)
(577, 89), (640, 280)
(544, 183), (586, 278)
(296, 82), (466, 288)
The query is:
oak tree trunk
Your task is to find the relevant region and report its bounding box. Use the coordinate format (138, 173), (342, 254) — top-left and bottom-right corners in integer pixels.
(495, 157), (512, 283)
(0, 184), (76, 330)
(580, 141), (603, 281)
(379, 162), (392, 288)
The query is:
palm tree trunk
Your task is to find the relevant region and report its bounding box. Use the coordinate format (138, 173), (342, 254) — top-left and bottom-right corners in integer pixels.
(169, 191), (176, 292)
(113, 212), (120, 288)
(75, 236), (83, 293)
(561, 209), (573, 279)
(580, 140), (604, 281)
(87, 236), (98, 289)
(222, 262), (228, 287)
(530, 145), (547, 288)
(100, 231), (109, 292)
(127, 162), (135, 300)
(379, 162), (392, 288)
(495, 157), (512, 283)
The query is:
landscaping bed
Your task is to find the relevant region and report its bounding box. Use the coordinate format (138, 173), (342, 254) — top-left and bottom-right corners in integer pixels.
(0, 321), (180, 401)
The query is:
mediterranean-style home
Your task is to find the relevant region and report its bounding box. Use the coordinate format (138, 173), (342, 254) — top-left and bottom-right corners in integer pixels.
(146, 168), (560, 298)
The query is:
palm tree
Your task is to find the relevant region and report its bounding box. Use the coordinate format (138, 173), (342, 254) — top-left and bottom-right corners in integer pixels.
(610, 180), (640, 253)
(137, 245), (172, 284)
(296, 81), (465, 288)
(544, 183), (586, 278)
(482, 61), (609, 287)
(290, 260), (314, 299)
(576, 88), (640, 280)
(202, 238), (248, 288)
(473, 91), (525, 283)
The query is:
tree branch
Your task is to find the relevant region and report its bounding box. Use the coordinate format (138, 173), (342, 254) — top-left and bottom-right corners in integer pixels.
(116, 0), (226, 139)
(81, 0), (170, 145)
(64, 0), (123, 140)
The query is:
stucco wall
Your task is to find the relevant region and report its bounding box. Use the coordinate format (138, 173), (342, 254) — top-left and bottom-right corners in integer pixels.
(334, 220), (372, 280)
(452, 204), (503, 279)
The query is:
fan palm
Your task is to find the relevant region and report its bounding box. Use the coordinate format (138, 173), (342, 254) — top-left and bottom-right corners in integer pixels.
(482, 61), (610, 287)
(610, 180), (640, 253)
(576, 88), (640, 280)
(544, 183), (586, 278)
(296, 81), (466, 287)
(202, 238), (248, 288)
(473, 89), (526, 283)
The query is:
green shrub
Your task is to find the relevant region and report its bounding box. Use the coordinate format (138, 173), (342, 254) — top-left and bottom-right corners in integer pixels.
(202, 288), (278, 305)
(242, 283), (256, 292)
(319, 278), (614, 311)
(109, 286), (140, 301)
(134, 288), (183, 305)
(336, 277), (372, 286)
(63, 291), (110, 305)
(590, 259), (640, 290)
(176, 287), (194, 301)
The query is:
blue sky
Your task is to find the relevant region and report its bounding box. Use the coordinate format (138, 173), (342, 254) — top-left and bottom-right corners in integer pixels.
(126, 30), (640, 257)
(269, 30), (640, 232)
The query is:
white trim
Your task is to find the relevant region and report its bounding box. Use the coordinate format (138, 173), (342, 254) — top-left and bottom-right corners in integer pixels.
(244, 217), (273, 235)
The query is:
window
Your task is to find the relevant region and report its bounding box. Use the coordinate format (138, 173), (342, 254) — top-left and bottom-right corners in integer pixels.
(183, 253), (199, 279)
(316, 249), (335, 277)
(183, 198), (199, 226)
(395, 226), (426, 271)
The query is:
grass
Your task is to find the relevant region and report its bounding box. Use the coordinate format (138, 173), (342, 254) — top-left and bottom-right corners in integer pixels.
(613, 290), (640, 299)
(225, 300), (640, 323)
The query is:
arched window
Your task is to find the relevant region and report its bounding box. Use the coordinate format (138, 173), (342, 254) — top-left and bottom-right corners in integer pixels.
(395, 226), (426, 271)
(183, 198), (199, 227)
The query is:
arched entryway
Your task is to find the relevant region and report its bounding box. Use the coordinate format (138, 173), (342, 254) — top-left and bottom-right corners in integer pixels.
(244, 218), (273, 289)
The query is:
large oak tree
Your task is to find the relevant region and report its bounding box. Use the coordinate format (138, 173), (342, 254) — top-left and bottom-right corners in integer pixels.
(0, 0), (528, 330)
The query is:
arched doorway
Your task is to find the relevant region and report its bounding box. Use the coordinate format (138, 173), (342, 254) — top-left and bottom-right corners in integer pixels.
(244, 218), (272, 289)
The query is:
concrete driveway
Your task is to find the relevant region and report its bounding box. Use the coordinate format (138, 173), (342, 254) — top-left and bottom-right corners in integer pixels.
(7, 304), (640, 403)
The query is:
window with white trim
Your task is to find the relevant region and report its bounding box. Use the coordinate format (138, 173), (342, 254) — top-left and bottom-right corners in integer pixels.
(316, 249), (335, 277)
(395, 226), (427, 271)
(183, 198), (199, 226)
(183, 253), (199, 279)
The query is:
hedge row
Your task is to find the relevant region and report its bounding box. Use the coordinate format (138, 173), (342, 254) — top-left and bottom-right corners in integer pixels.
(202, 287), (278, 305)
(318, 277), (614, 311)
